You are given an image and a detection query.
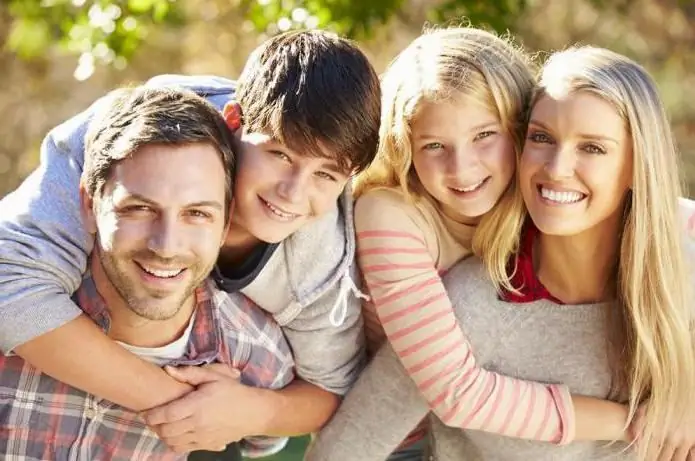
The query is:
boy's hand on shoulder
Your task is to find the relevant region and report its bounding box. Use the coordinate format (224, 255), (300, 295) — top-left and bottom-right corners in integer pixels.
(142, 364), (271, 453)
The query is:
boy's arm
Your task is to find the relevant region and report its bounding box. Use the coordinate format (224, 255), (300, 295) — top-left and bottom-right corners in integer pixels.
(0, 99), (190, 410)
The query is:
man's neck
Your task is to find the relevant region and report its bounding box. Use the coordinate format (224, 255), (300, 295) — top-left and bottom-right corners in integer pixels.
(90, 256), (197, 348)
(535, 218), (621, 305)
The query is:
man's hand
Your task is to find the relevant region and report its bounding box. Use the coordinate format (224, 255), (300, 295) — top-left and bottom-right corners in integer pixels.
(142, 364), (272, 453)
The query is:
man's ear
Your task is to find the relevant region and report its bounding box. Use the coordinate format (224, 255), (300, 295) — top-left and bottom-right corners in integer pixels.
(79, 182), (98, 235)
(222, 101), (243, 140)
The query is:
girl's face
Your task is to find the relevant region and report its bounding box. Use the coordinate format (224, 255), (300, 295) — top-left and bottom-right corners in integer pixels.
(520, 91), (633, 238)
(410, 98), (515, 223)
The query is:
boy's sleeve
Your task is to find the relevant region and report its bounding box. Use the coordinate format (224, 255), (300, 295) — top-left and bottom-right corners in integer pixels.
(282, 265), (367, 396)
(0, 101), (98, 354)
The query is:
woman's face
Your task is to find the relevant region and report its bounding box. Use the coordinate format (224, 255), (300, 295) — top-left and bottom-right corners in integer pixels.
(520, 91), (633, 238)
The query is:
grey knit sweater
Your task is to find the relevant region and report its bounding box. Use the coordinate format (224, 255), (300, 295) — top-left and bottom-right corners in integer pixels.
(306, 255), (634, 461)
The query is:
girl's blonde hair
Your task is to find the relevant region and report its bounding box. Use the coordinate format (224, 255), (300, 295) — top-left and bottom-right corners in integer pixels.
(523, 47), (695, 456)
(354, 26), (535, 289)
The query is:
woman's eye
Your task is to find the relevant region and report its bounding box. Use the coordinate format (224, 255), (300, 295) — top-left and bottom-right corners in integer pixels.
(474, 131), (497, 141)
(527, 131), (552, 144)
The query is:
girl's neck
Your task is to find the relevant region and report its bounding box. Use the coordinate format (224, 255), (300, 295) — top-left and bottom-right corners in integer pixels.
(535, 220), (621, 305)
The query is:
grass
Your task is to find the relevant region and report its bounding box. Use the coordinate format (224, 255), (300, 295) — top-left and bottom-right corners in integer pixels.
(244, 436), (309, 461)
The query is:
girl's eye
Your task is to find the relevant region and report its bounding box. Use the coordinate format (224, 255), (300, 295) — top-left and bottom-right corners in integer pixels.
(474, 131), (497, 141)
(423, 142), (444, 151)
(581, 143), (607, 155)
(527, 131), (553, 144)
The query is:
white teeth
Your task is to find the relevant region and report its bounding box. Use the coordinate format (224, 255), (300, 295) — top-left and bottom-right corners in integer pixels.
(452, 179), (486, 193)
(540, 187), (584, 204)
(141, 265), (184, 278)
(262, 199), (297, 220)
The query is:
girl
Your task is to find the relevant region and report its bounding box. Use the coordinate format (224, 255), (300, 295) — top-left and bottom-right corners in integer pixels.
(309, 44), (695, 460)
(307, 28), (635, 461)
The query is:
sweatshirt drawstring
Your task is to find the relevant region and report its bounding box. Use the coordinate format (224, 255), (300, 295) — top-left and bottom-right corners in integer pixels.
(328, 270), (370, 327)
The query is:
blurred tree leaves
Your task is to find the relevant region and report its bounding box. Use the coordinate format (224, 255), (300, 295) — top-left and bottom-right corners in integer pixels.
(6, 0), (183, 79)
(5, 0), (528, 79)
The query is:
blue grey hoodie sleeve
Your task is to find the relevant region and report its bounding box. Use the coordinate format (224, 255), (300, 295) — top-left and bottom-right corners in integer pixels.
(0, 75), (237, 354)
(0, 105), (96, 353)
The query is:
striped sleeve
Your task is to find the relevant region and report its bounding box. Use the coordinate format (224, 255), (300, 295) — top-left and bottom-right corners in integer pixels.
(354, 192), (575, 444)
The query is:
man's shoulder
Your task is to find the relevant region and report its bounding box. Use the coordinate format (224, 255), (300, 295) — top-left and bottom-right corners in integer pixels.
(204, 280), (282, 338)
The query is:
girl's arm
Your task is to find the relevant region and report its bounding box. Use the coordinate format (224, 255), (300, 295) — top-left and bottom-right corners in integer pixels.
(355, 191), (628, 443)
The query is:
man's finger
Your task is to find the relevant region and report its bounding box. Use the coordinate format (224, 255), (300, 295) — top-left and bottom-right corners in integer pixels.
(142, 394), (198, 426)
(150, 417), (196, 439)
(202, 363), (241, 380)
(164, 365), (227, 386)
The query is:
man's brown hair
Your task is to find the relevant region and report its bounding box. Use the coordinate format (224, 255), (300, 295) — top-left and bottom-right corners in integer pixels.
(236, 29), (380, 174)
(83, 86), (236, 220)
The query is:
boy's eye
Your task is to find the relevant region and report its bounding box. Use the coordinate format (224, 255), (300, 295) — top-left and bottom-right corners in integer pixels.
(423, 142), (444, 151)
(270, 150), (291, 162)
(474, 131), (497, 141)
(315, 171), (337, 181)
(580, 143), (606, 155)
(527, 131), (553, 144)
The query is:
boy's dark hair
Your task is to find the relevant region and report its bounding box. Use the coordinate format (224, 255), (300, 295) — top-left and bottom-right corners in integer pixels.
(237, 29), (380, 174)
(83, 86), (236, 221)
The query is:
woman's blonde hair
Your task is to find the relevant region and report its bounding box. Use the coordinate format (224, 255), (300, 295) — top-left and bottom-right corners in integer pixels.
(523, 46), (695, 456)
(354, 26), (535, 289)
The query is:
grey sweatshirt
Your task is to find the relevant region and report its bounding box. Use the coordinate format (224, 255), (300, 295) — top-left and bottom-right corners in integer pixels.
(306, 255), (637, 460)
(0, 75), (366, 395)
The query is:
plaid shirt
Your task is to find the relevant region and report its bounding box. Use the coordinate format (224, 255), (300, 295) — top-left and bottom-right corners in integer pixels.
(0, 275), (295, 461)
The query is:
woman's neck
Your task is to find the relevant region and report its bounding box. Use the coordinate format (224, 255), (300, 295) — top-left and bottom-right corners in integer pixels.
(535, 223), (621, 305)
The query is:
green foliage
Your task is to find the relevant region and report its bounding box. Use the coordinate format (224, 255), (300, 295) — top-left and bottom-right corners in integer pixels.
(5, 0), (530, 78)
(6, 0), (182, 79)
(428, 0), (527, 33)
(242, 0), (405, 39)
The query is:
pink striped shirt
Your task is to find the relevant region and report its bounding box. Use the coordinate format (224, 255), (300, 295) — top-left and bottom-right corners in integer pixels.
(355, 187), (575, 444)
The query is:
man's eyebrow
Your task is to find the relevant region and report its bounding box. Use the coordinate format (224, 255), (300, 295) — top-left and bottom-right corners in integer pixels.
(124, 194), (223, 211)
(185, 201), (224, 211)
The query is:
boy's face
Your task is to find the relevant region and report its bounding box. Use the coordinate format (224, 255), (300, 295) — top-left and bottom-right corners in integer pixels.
(231, 131), (352, 243)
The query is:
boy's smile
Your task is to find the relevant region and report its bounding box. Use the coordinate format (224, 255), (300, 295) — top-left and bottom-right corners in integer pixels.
(229, 131), (351, 244)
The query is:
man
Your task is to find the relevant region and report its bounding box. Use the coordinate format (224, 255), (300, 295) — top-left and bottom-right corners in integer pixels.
(0, 86), (294, 460)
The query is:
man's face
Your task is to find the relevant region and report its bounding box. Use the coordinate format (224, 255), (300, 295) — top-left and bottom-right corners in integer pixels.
(82, 143), (229, 321)
(230, 131), (352, 243)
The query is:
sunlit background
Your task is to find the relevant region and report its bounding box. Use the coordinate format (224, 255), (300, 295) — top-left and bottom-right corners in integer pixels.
(2, 1), (695, 459)
(2, 0), (695, 198)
